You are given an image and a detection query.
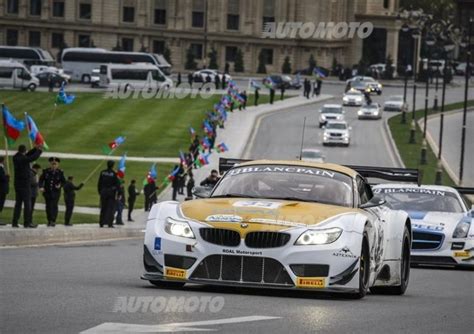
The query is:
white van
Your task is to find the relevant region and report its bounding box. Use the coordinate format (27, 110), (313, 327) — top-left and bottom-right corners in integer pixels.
(99, 63), (172, 91)
(0, 60), (39, 91)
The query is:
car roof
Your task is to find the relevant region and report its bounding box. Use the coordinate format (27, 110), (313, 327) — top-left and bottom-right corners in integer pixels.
(236, 160), (358, 178)
(322, 104), (342, 108)
(373, 183), (459, 194)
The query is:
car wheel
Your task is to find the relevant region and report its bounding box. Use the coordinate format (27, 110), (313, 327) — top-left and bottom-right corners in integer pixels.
(81, 74), (91, 83)
(346, 232), (370, 299)
(150, 280), (185, 288)
(27, 84), (37, 92)
(370, 226), (411, 295)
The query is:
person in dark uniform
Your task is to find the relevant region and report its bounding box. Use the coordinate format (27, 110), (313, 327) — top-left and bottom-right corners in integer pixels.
(30, 163), (41, 220)
(187, 72), (193, 86)
(97, 160), (120, 228)
(144, 180), (158, 211)
(280, 86), (285, 100)
(127, 179), (139, 222)
(254, 88), (260, 106)
(214, 74), (221, 90)
(0, 156), (9, 216)
(115, 184), (125, 225)
(63, 176), (83, 226)
(12, 145), (42, 228)
(269, 87), (275, 104)
(39, 157), (66, 227)
(177, 72), (182, 86)
(186, 170), (195, 200)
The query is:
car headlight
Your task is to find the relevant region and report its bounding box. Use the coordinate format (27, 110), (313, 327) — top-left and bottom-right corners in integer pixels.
(165, 217), (195, 239)
(295, 227), (342, 245)
(452, 220), (471, 238)
(378, 83), (382, 88)
(358, 110), (363, 115)
(374, 111), (379, 115)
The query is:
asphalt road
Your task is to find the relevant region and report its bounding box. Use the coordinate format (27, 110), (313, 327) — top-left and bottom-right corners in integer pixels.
(0, 239), (472, 334)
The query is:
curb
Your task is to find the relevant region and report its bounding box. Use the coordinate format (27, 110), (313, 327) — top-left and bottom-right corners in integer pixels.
(384, 115), (405, 168)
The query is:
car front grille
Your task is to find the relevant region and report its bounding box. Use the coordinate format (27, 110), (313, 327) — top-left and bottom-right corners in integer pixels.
(411, 256), (457, 265)
(190, 255), (294, 286)
(245, 232), (290, 248)
(329, 133), (342, 137)
(290, 264), (330, 277)
(326, 116), (336, 120)
(412, 231), (444, 250)
(200, 228), (241, 247)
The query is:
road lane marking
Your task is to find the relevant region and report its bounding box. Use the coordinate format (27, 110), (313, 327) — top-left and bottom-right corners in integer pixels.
(81, 315), (281, 333)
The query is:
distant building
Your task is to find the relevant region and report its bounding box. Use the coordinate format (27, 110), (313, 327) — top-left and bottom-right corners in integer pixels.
(0, 0), (401, 73)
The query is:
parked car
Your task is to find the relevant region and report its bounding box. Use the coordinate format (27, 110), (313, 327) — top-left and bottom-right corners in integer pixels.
(90, 68), (100, 88)
(384, 95), (408, 112)
(342, 89), (364, 106)
(358, 103), (383, 120)
(454, 62), (474, 76)
(323, 121), (351, 147)
(369, 63), (397, 78)
(35, 71), (69, 87)
(318, 104), (345, 128)
(0, 60), (39, 91)
(300, 148), (325, 163)
(193, 69), (231, 83)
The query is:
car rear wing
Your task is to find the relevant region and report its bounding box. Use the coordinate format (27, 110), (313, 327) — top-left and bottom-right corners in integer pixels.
(454, 187), (474, 195)
(219, 158), (252, 174)
(344, 165), (420, 185)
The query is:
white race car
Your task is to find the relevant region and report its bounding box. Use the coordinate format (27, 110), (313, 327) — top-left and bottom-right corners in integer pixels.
(342, 89), (364, 106)
(373, 184), (474, 269)
(142, 159), (417, 299)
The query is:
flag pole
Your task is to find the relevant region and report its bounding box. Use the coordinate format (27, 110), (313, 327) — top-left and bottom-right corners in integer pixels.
(3, 136), (11, 176)
(47, 103), (58, 137)
(24, 112), (33, 149)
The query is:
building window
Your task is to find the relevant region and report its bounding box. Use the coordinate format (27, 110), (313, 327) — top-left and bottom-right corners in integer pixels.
(190, 43), (203, 59)
(262, 0), (275, 29)
(7, 0), (19, 14)
(227, 0), (239, 30)
(225, 46), (238, 62)
(383, 0), (390, 9)
(30, 0), (42, 16)
(153, 40), (165, 54)
(261, 48), (273, 65)
(52, 0), (65, 17)
(6, 29), (18, 46)
(154, 0), (166, 25)
(51, 32), (64, 48)
(78, 34), (91, 47)
(192, 0), (205, 28)
(122, 38), (134, 51)
(29, 31), (41, 46)
(79, 3), (92, 20)
(123, 6), (135, 22)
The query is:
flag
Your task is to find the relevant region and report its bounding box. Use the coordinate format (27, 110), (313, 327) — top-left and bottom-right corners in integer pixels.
(250, 79), (261, 90)
(216, 142), (229, 153)
(179, 150), (188, 168)
(102, 136), (126, 155)
(26, 115), (48, 150)
(202, 120), (214, 135)
(55, 82), (76, 105)
(263, 76), (275, 89)
(143, 163), (157, 186)
(116, 154), (126, 180)
(313, 67), (327, 79)
(189, 127), (196, 138)
(198, 153), (210, 166)
(167, 166), (180, 182)
(2, 105), (25, 146)
(200, 137), (211, 149)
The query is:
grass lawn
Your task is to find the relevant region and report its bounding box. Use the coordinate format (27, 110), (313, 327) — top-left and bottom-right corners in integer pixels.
(0, 207), (98, 225)
(0, 91), (269, 157)
(388, 100), (474, 185)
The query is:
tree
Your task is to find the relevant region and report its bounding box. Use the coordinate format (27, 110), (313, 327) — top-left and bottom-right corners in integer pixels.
(208, 48), (218, 69)
(185, 47), (197, 70)
(257, 50), (267, 74)
(384, 54), (394, 80)
(281, 56), (291, 74)
(163, 45), (172, 65)
(400, 0), (455, 21)
(308, 54), (316, 73)
(234, 49), (244, 72)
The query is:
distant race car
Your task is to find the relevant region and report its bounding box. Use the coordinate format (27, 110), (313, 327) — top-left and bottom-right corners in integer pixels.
(142, 158), (417, 299)
(318, 104), (345, 128)
(384, 95), (408, 112)
(373, 184), (474, 268)
(343, 89), (364, 106)
(300, 148), (325, 163)
(358, 103), (382, 120)
(323, 121), (351, 147)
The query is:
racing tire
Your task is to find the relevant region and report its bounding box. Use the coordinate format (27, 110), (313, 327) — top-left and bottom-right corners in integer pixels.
(150, 280), (185, 289)
(27, 84), (37, 92)
(370, 226), (411, 295)
(346, 232), (370, 299)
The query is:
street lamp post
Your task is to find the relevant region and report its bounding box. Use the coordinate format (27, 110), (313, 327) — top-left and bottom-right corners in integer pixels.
(423, 33), (436, 139)
(438, 43), (455, 160)
(401, 23), (411, 124)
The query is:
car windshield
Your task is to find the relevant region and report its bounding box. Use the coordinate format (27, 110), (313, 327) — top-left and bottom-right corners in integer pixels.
(302, 151), (322, 158)
(363, 104), (378, 109)
(322, 107), (342, 114)
(346, 91), (362, 96)
(212, 164), (353, 207)
(326, 123), (346, 130)
(374, 188), (464, 213)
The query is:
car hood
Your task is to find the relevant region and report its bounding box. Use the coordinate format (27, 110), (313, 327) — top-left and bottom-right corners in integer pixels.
(321, 113), (343, 117)
(408, 210), (469, 233)
(180, 198), (360, 232)
(324, 129), (348, 135)
(344, 95), (363, 99)
(385, 101), (403, 105)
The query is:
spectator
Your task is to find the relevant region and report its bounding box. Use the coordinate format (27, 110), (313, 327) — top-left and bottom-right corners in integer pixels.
(12, 145), (42, 228)
(186, 170), (195, 200)
(200, 169), (220, 188)
(187, 72), (193, 87)
(280, 86), (285, 100)
(215, 74), (221, 90)
(127, 179), (140, 222)
(241, 90), (247, 109)
(254, 88), (260, 106)
(115, 184), (125, 225)
(30, 163), (41, 220)
(97, 160), (120, 228)
(177, 72), (182, 86)
(144, 180), (158, 211)
(63, 176), (83, 226)
(269, 87), (275, 104)
(0, 156), (9, 222)
(171, 165), (181, 201)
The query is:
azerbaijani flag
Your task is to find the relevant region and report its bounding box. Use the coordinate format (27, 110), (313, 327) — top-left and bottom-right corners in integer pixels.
(55, 82), (76, 105)
(200, 137), (211, 149)
(202, 120), (213, 135)
(116, 154), (126, 180)
(189, 127), (196, 138)
(2, 105), (25, 146)
(313, 67), (327, 79)
(143, 163), (157, 186)
(26, 115), (48, 150)
(216, 142), (229, 153)
(179, 151), (188, 168)
(167, 166), (180, 181)
(263, 76), (275, 89)
(102, 136), (126, 155)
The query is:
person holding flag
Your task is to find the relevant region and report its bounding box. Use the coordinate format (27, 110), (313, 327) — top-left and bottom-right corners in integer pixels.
(63, 175), (83, 226)
(97, 160), (120, 228)
(55, 82), (76, 105)
(143, 163), (158, 212)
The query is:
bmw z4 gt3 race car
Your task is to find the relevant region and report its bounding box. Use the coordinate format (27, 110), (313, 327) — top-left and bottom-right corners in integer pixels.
(373, 184), (474, 269)
(142, 159), (418, 298)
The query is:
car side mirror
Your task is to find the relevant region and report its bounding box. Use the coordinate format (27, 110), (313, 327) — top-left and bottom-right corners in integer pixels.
(359, 196), (386, 209)
(192, 186), (212, 198)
